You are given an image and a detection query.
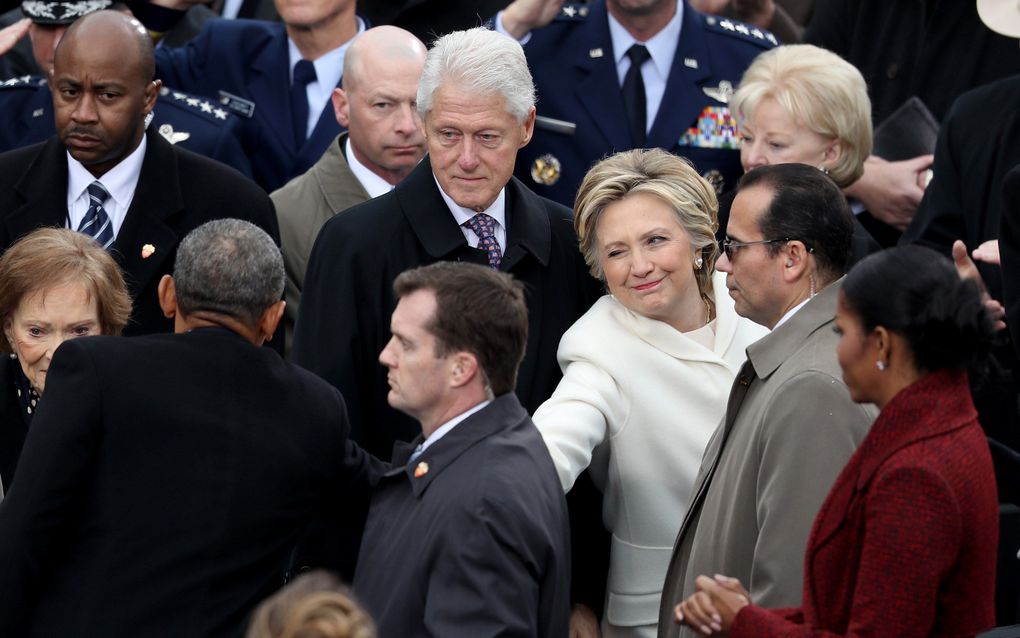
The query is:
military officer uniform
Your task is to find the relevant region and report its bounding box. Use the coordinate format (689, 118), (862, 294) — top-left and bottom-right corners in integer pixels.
(0, 76), (252, 177)
(154, 18), (364, 192)
(513, 1), (775, 206)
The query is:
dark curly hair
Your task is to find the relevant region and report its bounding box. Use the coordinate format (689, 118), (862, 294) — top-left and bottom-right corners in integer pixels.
(842, 245), (996, 372)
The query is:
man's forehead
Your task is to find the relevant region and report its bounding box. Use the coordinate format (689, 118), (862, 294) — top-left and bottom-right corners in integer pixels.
(729, 186), (772, 238)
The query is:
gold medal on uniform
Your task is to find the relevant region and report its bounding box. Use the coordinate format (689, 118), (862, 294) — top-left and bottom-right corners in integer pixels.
(531, 154), (562, 186)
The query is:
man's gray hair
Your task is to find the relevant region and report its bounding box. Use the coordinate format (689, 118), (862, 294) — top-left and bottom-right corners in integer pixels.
(173, 219), (284, 326)
(416, 27), (536, 123)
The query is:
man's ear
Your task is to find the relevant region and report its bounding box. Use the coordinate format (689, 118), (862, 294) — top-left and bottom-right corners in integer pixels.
(332, 88), (351, 128)
(143, 79), (161, 115)
(780, 240), (811, 283)
(449, 351), (480, 389)
(257, 300), (286, 344)
(157, 274), (177, 318)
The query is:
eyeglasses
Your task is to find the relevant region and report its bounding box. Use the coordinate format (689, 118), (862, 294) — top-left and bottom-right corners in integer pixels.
(720, 237), (792, 260)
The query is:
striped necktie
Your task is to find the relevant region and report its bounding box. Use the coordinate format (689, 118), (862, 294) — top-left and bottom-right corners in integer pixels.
(78, 181), (114, 249)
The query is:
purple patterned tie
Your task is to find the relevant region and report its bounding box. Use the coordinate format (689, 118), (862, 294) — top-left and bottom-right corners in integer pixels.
(463, 213), (502, 269)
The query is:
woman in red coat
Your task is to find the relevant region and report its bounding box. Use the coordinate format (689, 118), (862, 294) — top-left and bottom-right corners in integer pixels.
(673, 245), (1000, 637)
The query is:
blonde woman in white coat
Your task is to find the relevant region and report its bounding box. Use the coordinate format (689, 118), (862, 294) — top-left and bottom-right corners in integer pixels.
(533, 149), (767, 638)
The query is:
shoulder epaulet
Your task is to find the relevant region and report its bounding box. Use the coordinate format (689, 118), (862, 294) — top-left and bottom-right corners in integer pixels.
(553, 2), (590, 21)
(157, 86), (231, 122)
(702, 14), (777, 47)
(0, 75), (47, 90)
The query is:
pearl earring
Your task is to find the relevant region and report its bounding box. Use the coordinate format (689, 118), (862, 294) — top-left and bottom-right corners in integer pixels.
(694, 256), (704, 269)
(875, 361), (886, 371)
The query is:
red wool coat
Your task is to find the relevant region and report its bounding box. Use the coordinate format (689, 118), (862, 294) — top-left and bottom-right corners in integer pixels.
(731, 369), (999, 637)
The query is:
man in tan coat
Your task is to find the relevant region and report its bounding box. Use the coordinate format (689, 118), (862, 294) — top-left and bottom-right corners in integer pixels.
(272, 25), (427, 353)
(658, 163), (875, 637)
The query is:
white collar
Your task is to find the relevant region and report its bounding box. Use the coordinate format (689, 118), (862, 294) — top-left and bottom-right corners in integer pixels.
(66, 133), (147, 212)
(433, 174), (508, 231)
(417, 400), (490, 456)
(344, 137), (394, 198)
(286, 16), (365, 86)
(773, 296), (811, 330)
(607, 3), (683, 80)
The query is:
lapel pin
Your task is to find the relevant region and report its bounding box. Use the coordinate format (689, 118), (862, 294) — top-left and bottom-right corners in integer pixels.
(414, 461), (429, 478)
(141, 244), (156, 259)
(684, 58), (699, 69)
(589, 48), (603, 58)
(32, 108), (43, 118)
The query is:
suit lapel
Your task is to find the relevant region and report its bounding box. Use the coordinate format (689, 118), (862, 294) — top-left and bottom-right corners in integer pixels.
(647, 6), (713, 148)
(297, 86), (343, 168)
(396, 160), (468, 259)
(573, 1), (632, 151)
(111, 131), (182, 299)
(675, 358), (755, 540)
(502, 177), (551, 271)
(249, 25), (296, 154)
(6, 137), (70, 241)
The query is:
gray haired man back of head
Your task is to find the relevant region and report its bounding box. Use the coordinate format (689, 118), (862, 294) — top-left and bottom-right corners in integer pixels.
(159, 218), (286, 345)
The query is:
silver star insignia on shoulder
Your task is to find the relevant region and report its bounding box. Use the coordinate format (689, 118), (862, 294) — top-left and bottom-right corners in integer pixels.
(562, 5), (576, 17)
(720, 19), (736, 30)
(173, 92), (186, 100)
(766, 32), (778, 45)
(751, 28), (764, 39)
(735, 23), (750, 35)
(200, 102), (213, 113)
(213, 108), (228, 120)
(185, 98), (199, 107)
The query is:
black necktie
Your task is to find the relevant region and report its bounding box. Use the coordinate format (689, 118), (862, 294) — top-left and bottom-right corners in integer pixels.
(290, 59), (317, 149)
(622, 44), (651, 147)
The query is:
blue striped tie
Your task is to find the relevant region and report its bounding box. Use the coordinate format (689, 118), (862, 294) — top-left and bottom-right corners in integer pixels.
(78, 181), (114, 249)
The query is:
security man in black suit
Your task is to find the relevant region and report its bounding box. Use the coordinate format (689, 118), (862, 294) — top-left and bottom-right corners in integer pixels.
(0, 0), (252, 176)
(496, 0), (775, 206)
(0, 10), (278, 337)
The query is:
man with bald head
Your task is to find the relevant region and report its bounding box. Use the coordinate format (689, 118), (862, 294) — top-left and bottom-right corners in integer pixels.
(272, 25), (426, 353)
(0, 10), (278, 338)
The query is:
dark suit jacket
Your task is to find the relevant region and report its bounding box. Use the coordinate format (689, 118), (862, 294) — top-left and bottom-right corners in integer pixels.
(154, 19), (345, 192)
(0, 329), (380, 637)
(0, 130), (278, 337)
(514, 0), (775, 206)
(353, 393), (570, 637)
(292, 158), (601, 458)
(1003, 165), (1020, 364)
(0, 356), (28, 495)
(730, 370), (998, 637)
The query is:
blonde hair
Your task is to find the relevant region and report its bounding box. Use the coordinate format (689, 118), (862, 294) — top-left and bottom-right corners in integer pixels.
(0, 227), (131, 353)
(246, 571), (375, 638)
(573, 148), (719, 300)
(731, 44), (872, 187)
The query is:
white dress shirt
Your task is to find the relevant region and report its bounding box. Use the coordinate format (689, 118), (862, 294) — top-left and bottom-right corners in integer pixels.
(434, 176), (508, 254)
(773, 296), (811, 330)
(287, 17), (366, 139)
(65, 135), (147, 239)
(345, 137), (394, 198)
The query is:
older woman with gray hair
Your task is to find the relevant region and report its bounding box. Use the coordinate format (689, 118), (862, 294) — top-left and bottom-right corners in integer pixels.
(0, 228), (131, 495)
(532, 148), (767, 638)
(718, 43), (879, 264)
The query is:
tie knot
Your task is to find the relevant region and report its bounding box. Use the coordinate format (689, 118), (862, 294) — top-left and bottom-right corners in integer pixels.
(87, 181), (109, 204)
(293, 59), (317, 87)
(463, 213), (497, 238)
(626, 44), (650, 66)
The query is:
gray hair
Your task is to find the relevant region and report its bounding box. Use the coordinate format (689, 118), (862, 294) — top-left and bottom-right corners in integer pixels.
(172, 219), (284, 326)
(416, 27), (535, 123)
